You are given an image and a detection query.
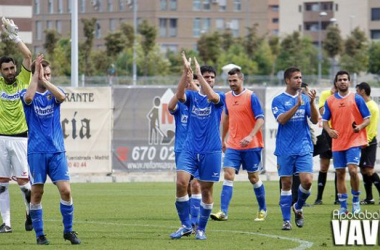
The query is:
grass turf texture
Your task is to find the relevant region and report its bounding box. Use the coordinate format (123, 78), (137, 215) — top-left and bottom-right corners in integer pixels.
(1, 181), (376, 249)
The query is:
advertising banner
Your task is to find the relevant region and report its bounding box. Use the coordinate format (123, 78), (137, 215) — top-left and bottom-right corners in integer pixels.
(61, 87), (112, 173)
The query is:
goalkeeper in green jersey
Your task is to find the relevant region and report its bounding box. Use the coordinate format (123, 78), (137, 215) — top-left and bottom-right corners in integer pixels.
(0, 17), (33, 233)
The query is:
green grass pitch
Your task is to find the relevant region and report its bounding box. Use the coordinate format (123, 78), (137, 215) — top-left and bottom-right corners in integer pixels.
(1, 181), (377, 249)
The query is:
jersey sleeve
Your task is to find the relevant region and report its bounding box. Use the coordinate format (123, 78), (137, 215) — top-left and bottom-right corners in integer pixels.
(19, 89), (32, 106)
(17, 66), (32, 89)
(183, 91), (192, 107)
(355, 94), (371, 119)
(251, 93), (264, 120)
(55, 87), (65, 105)
(322, 100), (331, 121)
(169, 103), (180, 115)
(271, 96), (285, 121)
(215, 92), (225, 108)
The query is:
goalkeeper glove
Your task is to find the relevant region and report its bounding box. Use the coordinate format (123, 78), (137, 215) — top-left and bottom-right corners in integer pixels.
(2, 17), (21, 43)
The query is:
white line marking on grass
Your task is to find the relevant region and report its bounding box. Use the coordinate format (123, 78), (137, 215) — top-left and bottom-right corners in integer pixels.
(45, 219), (313, 250)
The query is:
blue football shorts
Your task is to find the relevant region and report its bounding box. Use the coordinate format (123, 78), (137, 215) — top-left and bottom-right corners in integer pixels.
(277, 153), (313, 177)
(175, 151), (200, 179)
(28, 152), (70, 185)
(176, 150), (222, 182)
(332, 147), (361, 169)
(223, 148), (262, 174)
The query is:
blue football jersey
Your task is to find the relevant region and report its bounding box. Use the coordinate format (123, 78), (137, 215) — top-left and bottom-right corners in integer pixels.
(271, 92), (313, 156)
(20, 89), (65, 154)
(182, 90), (225, 153)
(170, 102), (189, 152)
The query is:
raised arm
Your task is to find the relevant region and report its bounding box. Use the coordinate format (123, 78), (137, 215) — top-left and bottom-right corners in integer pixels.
(168, 70), (186, 112)
(193, 57), (219, 103)
(24, 55), (42, 104)
(176, 52), (191, 102)
(2, 17), (32, 70)
(40, 66), (65, 103)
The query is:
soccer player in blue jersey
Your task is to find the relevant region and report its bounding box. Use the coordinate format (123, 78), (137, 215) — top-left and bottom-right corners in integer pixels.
(170, 54), (225, 240)
(20, 55), (81, 245)
(271, 67), (318, 230)
(168, 59), (201, 231)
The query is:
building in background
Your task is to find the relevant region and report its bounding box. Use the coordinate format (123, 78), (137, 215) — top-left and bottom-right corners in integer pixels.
(280, 0), (380, 44)
(31, 0), (279, 53)
(0, 0), (33, 44)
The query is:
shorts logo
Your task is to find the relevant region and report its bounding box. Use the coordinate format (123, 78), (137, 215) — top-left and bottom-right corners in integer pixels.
(212, 172), (219, 177)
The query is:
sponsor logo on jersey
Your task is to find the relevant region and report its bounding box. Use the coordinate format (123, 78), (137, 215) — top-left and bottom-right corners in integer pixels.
(1, 91), (20, 101)
(34, 104), (54, 116)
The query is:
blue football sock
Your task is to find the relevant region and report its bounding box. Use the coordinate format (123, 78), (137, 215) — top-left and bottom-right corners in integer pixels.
(295, 185), (310, 210)
(221, 180), (233, 215)
(253, 180), (266, 211)
(60, 199), (74, 233)
(338, 193), (348, 209)
(280, 190), (292, 222)
(351, 190), (361, 203)
(30, 203), (44, 237)
(198, 202), (213, 231)
(190, 194), (201, 226)
(175, 196), (191, 228)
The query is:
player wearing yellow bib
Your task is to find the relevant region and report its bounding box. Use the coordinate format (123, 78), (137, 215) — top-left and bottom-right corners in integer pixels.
(356, 82), (380, 205)
(0, 17), (32, 233)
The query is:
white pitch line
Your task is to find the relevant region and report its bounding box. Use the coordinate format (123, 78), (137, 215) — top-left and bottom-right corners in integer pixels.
(44, 219), (313, 250)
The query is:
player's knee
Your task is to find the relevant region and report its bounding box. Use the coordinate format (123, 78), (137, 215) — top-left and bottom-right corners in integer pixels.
(59, 188), (72, 200)
(176, 180), (188, 192)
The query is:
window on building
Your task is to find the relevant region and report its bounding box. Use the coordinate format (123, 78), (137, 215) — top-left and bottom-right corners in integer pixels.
(161, 44), (178, 53)
(272, 29), (279, 36)
(110, 19), (117, 31)
(305, 3), (319, 11)
(80, 0), (85, 12)
(216, 18), (224, 31)
(193, 0), (201, 11)
(119, 0), (124, 11)
(231, 19), (239, 37)
(335, 4), (338, 11)
(321, 2), (333, 11)
(159, 18), (167, 37)
(58, 0), (63, 13)
(68, 0), (72, 13)
(270, 5), (279, 12)
(219, 0), (226, 11)
(193, 18), (201, 37)
(203, 0), (211, 11)
(47, 21), (54, 29)
(34, 46), (41, 54)
(233, 0), (241, 11)
(36, 21), (42, 40)
(108, 0), (113, 11)
(169, 19), (177, 37)
(304, 22), (319, 31)
(34, 0), (40, 14)
(160, 0), (167, 10)
(98, 0), (103, 11)
(170, 0), (177, 11)
(203, 18), (210, 33)
(272, 18), (279, 23)
(371, 30), (380, 39)
(48, 0), (54, 13)
(56, 20), (62, 33)
(96, 22), (101, 39)
(372, 8), (380, 21)
(299, 5), (302, 12)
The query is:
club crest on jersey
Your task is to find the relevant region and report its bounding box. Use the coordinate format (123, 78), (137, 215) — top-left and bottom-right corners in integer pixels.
(13, 83), (17, 88)
(47, 94), (53, 100)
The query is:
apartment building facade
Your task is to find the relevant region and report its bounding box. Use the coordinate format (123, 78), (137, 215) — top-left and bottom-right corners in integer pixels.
(279, 0), (380, 44)
(0, 0), (33, 44)
(31, 0), (279, 53)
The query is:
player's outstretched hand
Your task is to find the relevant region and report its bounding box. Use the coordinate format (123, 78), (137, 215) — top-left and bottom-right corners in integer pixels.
(307, 89), (317, 103)
(1, 17), (20, 43)
(193, 57), (201, 76)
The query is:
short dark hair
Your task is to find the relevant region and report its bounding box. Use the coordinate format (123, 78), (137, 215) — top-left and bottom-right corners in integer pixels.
(334, 70), (350, 84)
(356, 82), (371, 96)
(200, 65), (216, 76)
(31, 59), (50, 74)
(283, 67), (301, 81)
(228, 68), (244, 78)
(0, 56), (16, 69)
